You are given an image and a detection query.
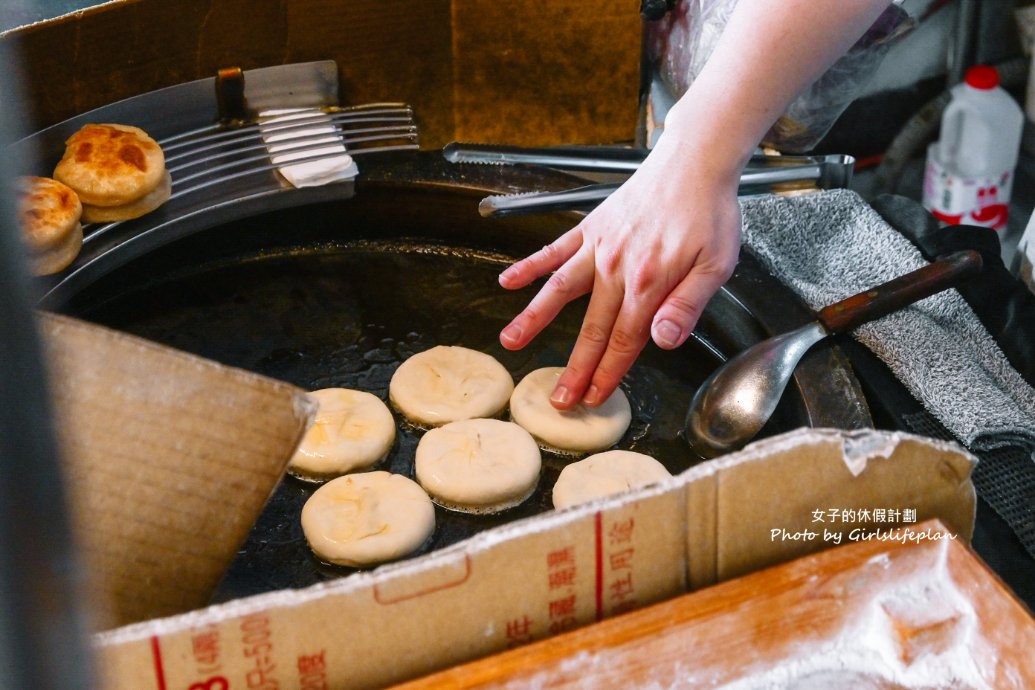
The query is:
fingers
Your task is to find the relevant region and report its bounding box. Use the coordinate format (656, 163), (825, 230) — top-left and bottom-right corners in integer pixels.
(550, 278), (626, 409)
(500, 247), (594, 351)
(577, 260), (737, 408)
(499, 189), (739, 411)
(499, 227), (583, 290)
(651, 264), (734, 349)
(580, 293), (653, 406)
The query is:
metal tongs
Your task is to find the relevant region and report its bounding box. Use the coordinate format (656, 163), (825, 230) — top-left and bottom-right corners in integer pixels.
(442, 142), (855, 218)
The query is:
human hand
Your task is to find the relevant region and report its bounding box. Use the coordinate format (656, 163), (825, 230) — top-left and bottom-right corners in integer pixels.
(497, 136), (743, 410)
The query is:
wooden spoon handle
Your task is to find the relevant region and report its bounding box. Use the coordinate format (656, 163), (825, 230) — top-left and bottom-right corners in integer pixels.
(818, 250), (983, 334)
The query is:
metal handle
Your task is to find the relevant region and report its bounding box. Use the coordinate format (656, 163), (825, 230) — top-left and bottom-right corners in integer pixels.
(479, 183), (620, 217)
(471, 146), (856, 218)
(446, 142), (854, 183)
(477, 153), (856, 218)
(444, 142), (647, 173)
(818, 250), (983, 333)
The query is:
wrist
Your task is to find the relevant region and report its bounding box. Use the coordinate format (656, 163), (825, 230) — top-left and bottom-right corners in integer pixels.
(648, 124), (748, 195)
(661, 98), (758, 169)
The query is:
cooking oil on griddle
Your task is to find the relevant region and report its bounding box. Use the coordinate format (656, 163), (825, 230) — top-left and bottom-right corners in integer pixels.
(75, 240), (720, 601)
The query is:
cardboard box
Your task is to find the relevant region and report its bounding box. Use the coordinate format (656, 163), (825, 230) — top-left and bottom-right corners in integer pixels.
(91, 428), (976, 690)
(41, 312), (315, 629)
(2, 0), (641, 148)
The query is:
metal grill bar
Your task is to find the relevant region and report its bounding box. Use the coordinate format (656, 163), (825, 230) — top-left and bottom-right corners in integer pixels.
(170, 143), (415, 199)
(79, 102), (420, 235)
(168, 124), (418, 174)
(160, 103), (417, 178)
(157, 103), (414, 146)
(162, 106), (416, 154)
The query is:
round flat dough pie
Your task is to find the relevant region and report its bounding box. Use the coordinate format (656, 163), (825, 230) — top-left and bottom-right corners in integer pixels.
(415, 418), (541, 514)
(16, 176), (83, 275)
(53, 123), (169, 222)
(389, 345), (514, 427)
(287, 388), (396, 481)
(301, 471), (435, 568)
(80, 170), (171, 223)
(510, 367), (632, 455)
(552, 450), (671, 510)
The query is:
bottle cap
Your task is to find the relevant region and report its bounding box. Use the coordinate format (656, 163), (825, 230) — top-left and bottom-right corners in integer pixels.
(965, 65), (1000, 90)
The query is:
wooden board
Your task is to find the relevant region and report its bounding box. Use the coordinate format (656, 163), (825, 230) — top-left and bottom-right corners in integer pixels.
(391, 519), (1035, 689)
(3, 0), (640, 148)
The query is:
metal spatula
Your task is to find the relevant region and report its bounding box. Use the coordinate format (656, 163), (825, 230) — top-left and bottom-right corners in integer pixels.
(684, 250), (983, 457)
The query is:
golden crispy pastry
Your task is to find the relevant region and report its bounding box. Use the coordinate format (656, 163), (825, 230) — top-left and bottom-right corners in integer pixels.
(16, 175), (83, 275)
(80, 170), (171, 223)
(53, 123), (168, 220)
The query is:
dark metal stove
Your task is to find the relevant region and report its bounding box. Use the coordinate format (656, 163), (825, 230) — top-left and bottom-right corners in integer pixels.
(13, 62), (1032, 613)
(47, 150), (873, 601)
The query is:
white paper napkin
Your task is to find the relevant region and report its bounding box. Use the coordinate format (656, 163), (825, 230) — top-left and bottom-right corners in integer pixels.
(259, 108), (357, 188)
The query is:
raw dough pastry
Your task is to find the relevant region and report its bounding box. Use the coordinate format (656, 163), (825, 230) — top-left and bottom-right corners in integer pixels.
(510, 367), (632, 455)
(415, 418), (541, 513)
(16, 176), (83, 275)
(301, 471), (435, 567)
(552, 450), (671, 509)
(287, 388), (396, 481)
(389, 345), (513, 427)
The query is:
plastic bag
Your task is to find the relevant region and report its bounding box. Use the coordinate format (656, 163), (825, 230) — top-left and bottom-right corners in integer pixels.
(646, 0), (913, 152)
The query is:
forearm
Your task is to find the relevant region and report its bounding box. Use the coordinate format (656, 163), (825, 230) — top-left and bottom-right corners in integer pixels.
(661, 0), (893, 173)
(500, 0), (895, 408)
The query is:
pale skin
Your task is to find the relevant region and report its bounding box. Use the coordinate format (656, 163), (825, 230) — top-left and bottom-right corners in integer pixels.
(499, 0), (894, 410)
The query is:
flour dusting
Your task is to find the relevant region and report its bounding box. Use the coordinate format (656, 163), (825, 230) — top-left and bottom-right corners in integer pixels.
(711, 555), (994, 690)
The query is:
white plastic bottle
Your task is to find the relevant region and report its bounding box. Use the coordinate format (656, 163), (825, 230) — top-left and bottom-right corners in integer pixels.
(923, 65), (1024, 230)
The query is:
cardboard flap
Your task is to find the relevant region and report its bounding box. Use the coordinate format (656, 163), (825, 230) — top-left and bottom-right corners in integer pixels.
(704, 428), (977, 582)
(41, 312), (315, 628)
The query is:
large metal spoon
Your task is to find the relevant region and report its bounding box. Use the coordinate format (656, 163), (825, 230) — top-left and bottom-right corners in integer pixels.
(684, 250), (983, 457)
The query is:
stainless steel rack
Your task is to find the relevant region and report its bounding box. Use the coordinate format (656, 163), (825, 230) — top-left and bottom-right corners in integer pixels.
(11, 61), (419, 306)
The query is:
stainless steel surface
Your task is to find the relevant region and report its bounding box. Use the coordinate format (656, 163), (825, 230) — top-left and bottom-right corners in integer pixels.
(741, 154), (855, 189)
(478, 183), (621, 217)
(166, 108), (416, 163)
(163, 103), (419, 200)
(15, 62), (420, 306)
(685, 321), (829, 459)
(475, 154), (855, 218)
(443, 142), (647, 172)
(446, 142), (854, 179)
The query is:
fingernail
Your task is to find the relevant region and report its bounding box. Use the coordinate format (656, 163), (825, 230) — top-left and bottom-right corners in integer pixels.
(653, 319), (682, 348)
(499, 267), (517, 284)
(583, 384), (601, 406)
(551, 385), (572, 407)
(501, 323), (523, 344)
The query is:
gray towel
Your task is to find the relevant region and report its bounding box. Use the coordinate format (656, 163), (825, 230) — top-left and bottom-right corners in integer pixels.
(739, 189), (1035, 453)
